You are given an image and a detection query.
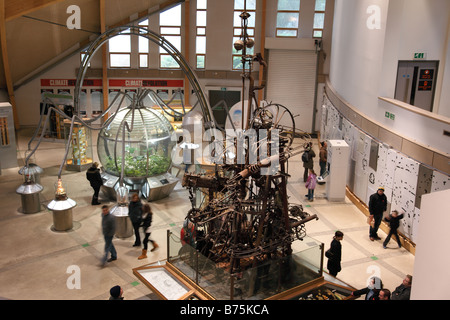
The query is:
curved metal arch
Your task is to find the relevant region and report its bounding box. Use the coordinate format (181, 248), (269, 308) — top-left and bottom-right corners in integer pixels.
(74, 25), (216, 129)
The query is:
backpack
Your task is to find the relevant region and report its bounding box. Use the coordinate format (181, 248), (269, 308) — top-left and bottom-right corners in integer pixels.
(302, 151), (309, 163)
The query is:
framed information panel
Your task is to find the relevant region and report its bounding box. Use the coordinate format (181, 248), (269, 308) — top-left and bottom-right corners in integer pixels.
(133, 263), (212, 300)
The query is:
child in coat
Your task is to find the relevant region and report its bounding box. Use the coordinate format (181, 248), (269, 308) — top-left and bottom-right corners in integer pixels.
(305, 169), (317, 201)
(383, 210), (404, 249)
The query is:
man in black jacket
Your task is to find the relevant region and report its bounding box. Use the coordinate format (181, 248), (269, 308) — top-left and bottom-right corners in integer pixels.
(368, 187), (387, 241)
(86, 162), (103, 205)
(101, 205), (117, 266)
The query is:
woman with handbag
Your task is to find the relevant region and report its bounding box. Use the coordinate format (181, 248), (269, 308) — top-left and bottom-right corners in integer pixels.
(138, 203), (158, 259)
(326, 231), (344, 277)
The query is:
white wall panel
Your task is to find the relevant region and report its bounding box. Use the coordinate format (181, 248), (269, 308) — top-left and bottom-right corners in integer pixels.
(322, 95), (450, 245)
(431, 170), (450, 192)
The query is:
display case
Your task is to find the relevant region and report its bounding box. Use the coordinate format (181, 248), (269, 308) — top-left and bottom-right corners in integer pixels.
(98, 106), (174, 180)
(65, 121), (93, 171)
(0, 102), (18, 170)
(97, 105), (179, 201)
(133, 263), (212, 300)
(134, 231), (355, 300)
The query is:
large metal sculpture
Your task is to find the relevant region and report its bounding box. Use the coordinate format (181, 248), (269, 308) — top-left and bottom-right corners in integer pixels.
(19, 3), (318, 277)
(180, 6), (318, 276)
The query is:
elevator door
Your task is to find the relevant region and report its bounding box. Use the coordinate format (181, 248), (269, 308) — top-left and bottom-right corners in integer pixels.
(394, 61), (438, 112)
(209, 90), (241, 128)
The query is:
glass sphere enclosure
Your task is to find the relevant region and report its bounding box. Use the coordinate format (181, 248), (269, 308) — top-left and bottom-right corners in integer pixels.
(97, 106), (175, 181)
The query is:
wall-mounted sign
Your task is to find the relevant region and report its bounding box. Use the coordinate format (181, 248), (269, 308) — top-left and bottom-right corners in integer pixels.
(109, 79), (184, 87)
(41, 79), (103, 86)
(413, 52), (427, 60)
(418, 80), (432, 91)
(419, 69), (434, 80)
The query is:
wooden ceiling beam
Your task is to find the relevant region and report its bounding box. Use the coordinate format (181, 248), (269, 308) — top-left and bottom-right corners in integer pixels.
(5, 0), (66, 21)
(12, 0), (185, 91)
(0, 0), (20, 128)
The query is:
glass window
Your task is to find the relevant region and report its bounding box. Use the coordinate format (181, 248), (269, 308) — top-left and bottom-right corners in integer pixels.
(196, 0), (207, 69)
(137, 18), (149, 68)
(139, 37), (149, 53)
(276, 0), (300, 38)
(160, 4), (181, 68)
(160, 27), (181, 35)
(160, 5), (181, 26)
(232, 0), (256, 70)
(196, 36), (206, 54)
(276, 12), (299, 29)
(313, 0), (326, 38)
(197, 11), (207, 27)
(278, 0), (300, 11)
(139, 54), (148, 68)
(110, 54), (130, 68)
(315, 0), (326, 11)
(313, 13), (325, 29)
(197, 55), (205, 69)
(160, 55), (179, 68)
(234, 0), (256, 10)
(109, 33), (131, 53)
(109, 29), (131, 67)
(81, 52), (91, 67)
(197, 0), (207, 10)
(159, 36), (181, 53)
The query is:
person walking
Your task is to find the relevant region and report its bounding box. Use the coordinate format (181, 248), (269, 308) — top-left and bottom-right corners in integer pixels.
(383, 210), (404, 249)
(368, 187), (387, 241)
(326, 231), (344, 277)
(319, 141), (327, 177)
(101, 205), (117, 266)
(86, 162), (103, 205)
(305, 169), (317, 201)
(138, 203), (159, 259)
(128, 193), (143, 247)
(302, 142), (316, 182)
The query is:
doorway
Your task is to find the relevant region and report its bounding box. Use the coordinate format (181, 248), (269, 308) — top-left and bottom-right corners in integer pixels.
(394, 60), (439, 112)
(208, 89), (241, 128)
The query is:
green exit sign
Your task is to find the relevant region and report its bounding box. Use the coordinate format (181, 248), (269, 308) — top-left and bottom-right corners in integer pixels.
(385, 111), (395, 120)
(414, 52), (426, 60)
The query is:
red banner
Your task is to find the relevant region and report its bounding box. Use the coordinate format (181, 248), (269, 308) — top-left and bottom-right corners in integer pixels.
(41, 79), (184, 88)
(40, 79), (103, 86)
(108, 79), (184, 87)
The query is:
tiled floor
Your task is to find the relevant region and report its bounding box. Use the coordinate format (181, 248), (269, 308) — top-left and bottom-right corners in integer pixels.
(0, 128), (415, 300)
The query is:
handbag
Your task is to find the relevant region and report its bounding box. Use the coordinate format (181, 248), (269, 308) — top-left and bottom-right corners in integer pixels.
(325, 249), (333, 259)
